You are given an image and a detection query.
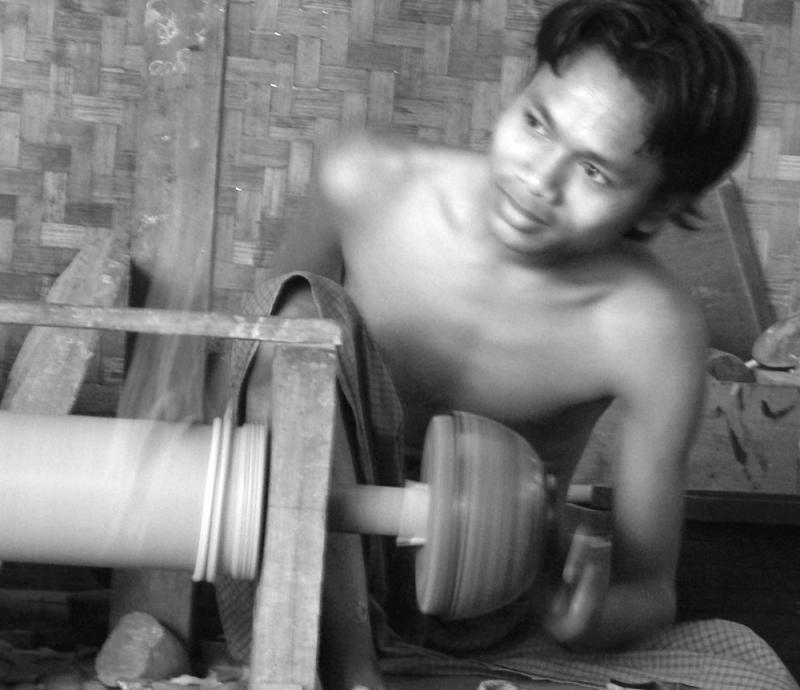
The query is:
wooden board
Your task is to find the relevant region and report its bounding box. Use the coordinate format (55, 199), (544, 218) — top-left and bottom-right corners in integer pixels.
(577, 379), (800, 504)
(579, 485), (800, 525)
(121, 0), (228, 418)
(649, 178), (774, 361)
(250, 345), (338, 690)
(111, 0), (228, 644)
(0, 302), (341, 346)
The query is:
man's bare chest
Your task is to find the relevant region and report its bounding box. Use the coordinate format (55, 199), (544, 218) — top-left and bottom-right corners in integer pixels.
(343, 234), (607, 425)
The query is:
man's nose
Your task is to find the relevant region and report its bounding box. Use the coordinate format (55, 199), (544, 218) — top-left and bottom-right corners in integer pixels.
(519, 149), (564, 202)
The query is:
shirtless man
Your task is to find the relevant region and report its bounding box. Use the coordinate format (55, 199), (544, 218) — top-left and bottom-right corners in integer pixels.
(237, 0), (757, 688)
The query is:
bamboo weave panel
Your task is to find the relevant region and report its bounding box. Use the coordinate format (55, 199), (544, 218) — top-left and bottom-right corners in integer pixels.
(0, 1), (799, 383)
(212, 0), (800, 324)
(212, 0), (553, 312)
(0, 1), (143, 394)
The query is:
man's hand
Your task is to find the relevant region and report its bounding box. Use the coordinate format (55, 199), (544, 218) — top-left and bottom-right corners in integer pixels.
(543, 525), (612, 647)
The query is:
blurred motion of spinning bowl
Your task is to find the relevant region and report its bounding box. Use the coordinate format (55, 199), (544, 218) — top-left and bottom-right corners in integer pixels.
(333, 411), (550, 619)
(415, 411), (548, 618)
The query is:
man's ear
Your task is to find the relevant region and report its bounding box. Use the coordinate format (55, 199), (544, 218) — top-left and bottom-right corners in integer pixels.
(638, 192), (693, 236)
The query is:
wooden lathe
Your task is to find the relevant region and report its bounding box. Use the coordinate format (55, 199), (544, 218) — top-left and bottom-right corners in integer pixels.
(0, 296), (560, 690)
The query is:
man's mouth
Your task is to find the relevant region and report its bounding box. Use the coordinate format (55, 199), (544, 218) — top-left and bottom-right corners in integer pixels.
(498, 184), (552, 228)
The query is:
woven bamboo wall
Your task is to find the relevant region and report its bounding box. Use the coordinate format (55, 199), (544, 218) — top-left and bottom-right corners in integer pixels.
(0, 0), (798, 373)
(0, 1), (142, 395)
(211, 0), (552, 313)
(212, 0), (800, 322)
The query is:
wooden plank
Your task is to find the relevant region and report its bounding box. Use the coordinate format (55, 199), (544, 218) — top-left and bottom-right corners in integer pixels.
(0, 302), (342, 346)
(111, 0), (228, 644)
(249, 345), (338, 690)
(577, 379), (800, 504)
(576, 484), (800, 525)
(0, 229), (128, 415)
(122, 0), (228, 416)
(682, 491), (800, 524)
(649, 177), (774, 361)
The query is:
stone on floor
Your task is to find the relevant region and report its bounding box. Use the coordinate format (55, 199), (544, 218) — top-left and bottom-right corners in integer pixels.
(94, 613), (189, 687)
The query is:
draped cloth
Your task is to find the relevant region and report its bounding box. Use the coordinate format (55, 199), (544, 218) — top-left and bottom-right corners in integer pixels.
(215, 271), (798, 690)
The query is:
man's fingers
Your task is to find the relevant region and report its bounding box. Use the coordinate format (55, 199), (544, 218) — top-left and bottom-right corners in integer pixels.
(546, 527), (613, 642)
(563, 524), (610, 583)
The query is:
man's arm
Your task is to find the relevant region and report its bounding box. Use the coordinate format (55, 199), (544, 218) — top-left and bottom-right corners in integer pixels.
(546, 292), (707, 650)
(267, 174), (344, 281)
(271, 131), (399, 283)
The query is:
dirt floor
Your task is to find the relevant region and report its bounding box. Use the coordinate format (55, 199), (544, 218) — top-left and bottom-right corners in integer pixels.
(2, 564), (581, 690)
(0, 564), (244, 690)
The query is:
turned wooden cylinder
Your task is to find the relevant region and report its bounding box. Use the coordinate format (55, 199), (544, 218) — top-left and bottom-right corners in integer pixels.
(0, 409), (266, 581)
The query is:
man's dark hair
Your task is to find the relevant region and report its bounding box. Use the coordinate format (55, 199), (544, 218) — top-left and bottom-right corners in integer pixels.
(536, 0), (757, 218)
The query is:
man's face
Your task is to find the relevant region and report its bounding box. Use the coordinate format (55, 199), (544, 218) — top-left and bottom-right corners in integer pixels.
(488, 47), (668, 262)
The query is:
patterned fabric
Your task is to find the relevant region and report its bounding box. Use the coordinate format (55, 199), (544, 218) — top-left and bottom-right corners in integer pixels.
(214, 272), (799, 690)
(379, 618), (799, 689)
(214, 271), (404, 661)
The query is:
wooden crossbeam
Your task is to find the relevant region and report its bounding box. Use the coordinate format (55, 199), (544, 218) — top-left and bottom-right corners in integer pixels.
(0, 301), (342, 347)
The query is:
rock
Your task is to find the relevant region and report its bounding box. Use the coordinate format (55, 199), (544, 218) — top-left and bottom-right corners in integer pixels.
(83, 681), (108, 690)
(706, 348), (756, 382)
(94, 613), (190, 687)
(42, 669), (82, 690)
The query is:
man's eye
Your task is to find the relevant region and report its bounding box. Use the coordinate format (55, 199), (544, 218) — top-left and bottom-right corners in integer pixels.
(582, 162), (609, 186)
(525, 112), (546, 134)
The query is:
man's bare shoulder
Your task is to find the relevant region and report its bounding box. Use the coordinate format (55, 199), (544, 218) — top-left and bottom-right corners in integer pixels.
(595, 246), (707, 379)
(317, 131), (476, 217)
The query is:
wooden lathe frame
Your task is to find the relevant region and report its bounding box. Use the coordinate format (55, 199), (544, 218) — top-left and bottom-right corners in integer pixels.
(0, 300), (341, 690)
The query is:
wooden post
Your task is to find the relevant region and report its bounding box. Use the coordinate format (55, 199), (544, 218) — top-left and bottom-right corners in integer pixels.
(249, 345), (338, 690)
(111, 0), (228, 644)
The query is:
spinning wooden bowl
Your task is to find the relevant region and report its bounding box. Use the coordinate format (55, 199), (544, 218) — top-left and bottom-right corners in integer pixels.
(330, 411), (548, 619)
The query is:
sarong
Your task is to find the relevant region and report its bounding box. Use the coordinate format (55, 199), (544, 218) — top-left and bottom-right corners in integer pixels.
(214, 271), (404, 661)
(215, 271), (798, 690)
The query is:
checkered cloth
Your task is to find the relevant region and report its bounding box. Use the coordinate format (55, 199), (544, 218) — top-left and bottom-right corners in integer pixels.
(214, 272), (798, 690)
(379, 617), (799, 689)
